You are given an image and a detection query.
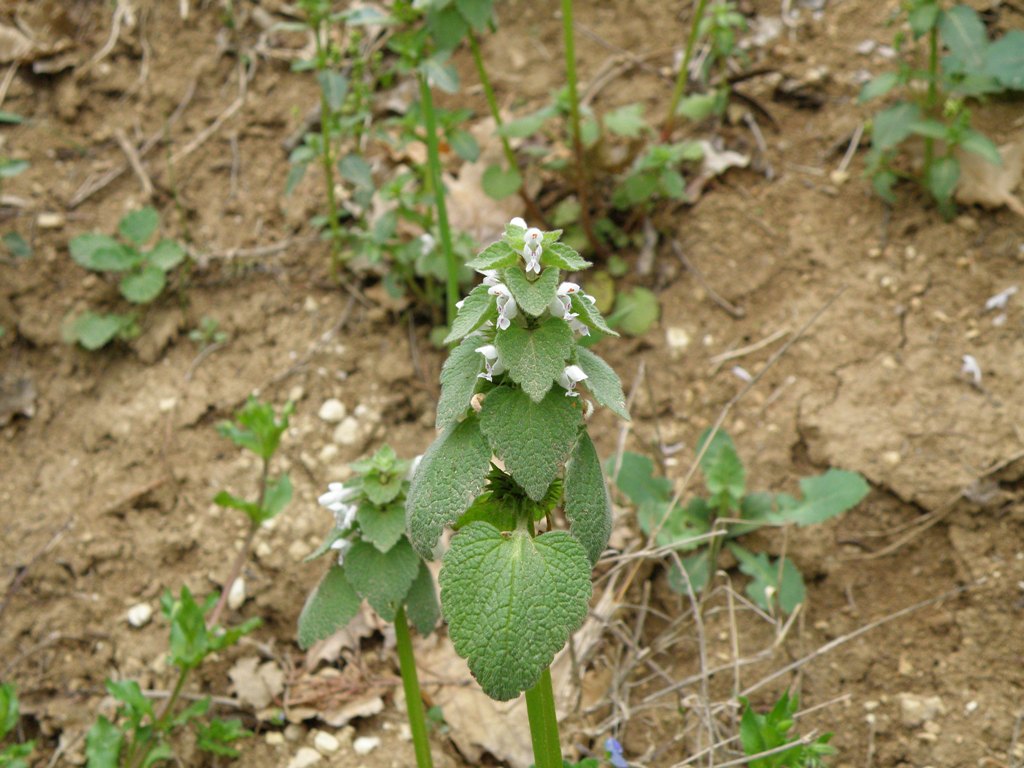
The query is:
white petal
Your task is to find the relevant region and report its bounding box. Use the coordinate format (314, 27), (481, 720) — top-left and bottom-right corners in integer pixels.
(477, 344), (499, 361)
(488, 283), (511, 298)
(556, 282), (580, 296)
(509, 217), (527, 230)
(524, 227), (543, 243)
(563, 364), (588, 384)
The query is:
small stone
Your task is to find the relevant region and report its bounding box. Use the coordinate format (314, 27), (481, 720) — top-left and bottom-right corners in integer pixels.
(955, 215), (978, 232)
(227, 577), (246, 610)
(127, 603), (153, 628)
(829, 169), (850, 185)
(882, 450), (901, 466)
(318, 399), (347, 423)
(37, 212), (65, 229)
(898, 693), (945, 727)
(287, 747), (322, 768)
(284, 724), (307, 741)
(353, 736), (381, 756)
(313, 731), (340, 754)
(158, 397), (177, 413)
(266, 732), (285, 746)
(303, 296), (319, 313)
(333, 416), (361, 446)
(665, 326), (691, 352)
(288, 385), (306, 403)
(288, 541), (309, 561)
(318, 444), (340, 464)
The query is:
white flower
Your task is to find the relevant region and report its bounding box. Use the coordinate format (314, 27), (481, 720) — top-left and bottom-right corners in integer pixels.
(332, 537), (353, 566)
(549, 281), (583, 321)
(488, 283), (518, 330)
(419, 233), (436, 256)
(522, 227), (543, 274)
(319, 482), (359, 530)
(558, 364), (588, 397)
(477, 344), (506, 381)
(569, 317), (590, 336)
(456, 298), (466, 310)
(480, 269), (501, 287)
(509, 216), (527, 230)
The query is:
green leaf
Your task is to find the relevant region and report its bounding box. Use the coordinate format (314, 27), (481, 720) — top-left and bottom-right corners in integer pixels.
(437, 335), (486, 429)
(858, 71), (900, 102)
(362, 473), (404, 506)
(338, 153), (374, 189)
(0, 111), (23, 124)
(482, 163), (522, 200)
(729, 544), (805, 614)
(72, 312), (131, 350)
(344, 539), (420, 621)
(908, 118), (948, 140)
(356, 503), (407, 553)
(119, 207), (159, 245)
(261, 473), (292, 521)
(406, 415), (493, 558)
(305, 528), (348, 562)
(569, 293), (615, 337)
(106, 679), (153, 724)
(667, 549), (711, 594)
(0, 158), (27, 178)
(503, 265), (560, 317)
(541, 241), (592, 271)
(609, 287), (659, 336)
(926, 155), (959, 203)
(168, 586), (209, 669)
(772, 469), (868, 526)
(466, 241), (519, 271)
(497, 108), (554, 138)
(216, 397), (293, 459)
(637, 495), (710, 550)
(197, 718), (251, 758)
(939, 5), (987, 73)
(405, 559), (440, 635)
(675, 92), (719, 121)
(984, 30), (1024, 89)
(563, 431), (612, 565)
(147, 240), (186, 271)
(420, 57), (460, 93)
(872, 168), (898, 204)
(2, 231), (30, 259)
(317, 70), (349, 112)
(169, 697), (210, 727)
(85, 716), (123, 768)
(908, 1), (940, 37)
(871, 102), (920, 151)
(444, 284), (496, 344)
(604, 103), (648, 138)
(959, 129), (1002, 165)
(426, 5), (468, 51)
(448, 129), (479, 162)
(575, 348), (629, 420)
(0, 684), (19, 740)
(455, 0), (493, 31)
(69, 234), (135, 271)
(297, 565), (362, 649)
(439, 524), (592, 701)
(479, 386), (583, 502)
(494, 317), (574, 402)
(119, 265), (166, 304)
(697, 428), (745, 509)
(609, 452), (671, 507)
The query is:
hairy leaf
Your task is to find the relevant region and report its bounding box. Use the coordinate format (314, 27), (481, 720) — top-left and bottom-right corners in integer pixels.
(939, 5), (987, 73)
(542, 241), (592, 271)
(345, 539), (420, 621)
(772, 469), (869, 526)
(729, 544), (805, 614)
(405, 559), (440, 635)
(697, 428), (745, 509)
(436, 335), (486, 429)
(571, 293), (618, 336)
(440, 524), (592, 700)
(119, 265), (166, 304)
(504, 265), (560, 317)
(119, 207), (159, 245)
(479, 387), (583, 501)
(575, 347), (629, 420)
(466, 241), (519, 271)
(356, 502), (407, 553)
(362, 472), (404, 505)
(297, 565), (361, 649)
(444, 284), (497, 344)
(563, 431), (612, 565)
(494, 317), (574, 402)
(406, 416), (492, 558)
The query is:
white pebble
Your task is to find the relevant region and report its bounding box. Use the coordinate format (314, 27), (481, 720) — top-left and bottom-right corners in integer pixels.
(352, 736), (381, 756)
(127, 603), (153, 628)
(37, 212), (65, 229)
(286, 747), (322, 768)
(313, 731), (340, 754)
(266, 732), (285, 746)
(227, 577), (246, 610)
(318, 399), (347, 423)
(333, 416), (361, 446)
(665, 326), (691, 351)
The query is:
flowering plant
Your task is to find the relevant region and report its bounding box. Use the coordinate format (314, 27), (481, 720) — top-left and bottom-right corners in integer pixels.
(406, 219), (628, 766)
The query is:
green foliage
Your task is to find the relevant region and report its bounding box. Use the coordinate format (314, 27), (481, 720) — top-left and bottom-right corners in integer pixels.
(439, 524), (592, 700)
(0, 684), (34, 768)
(187, 316), (228, 347)
(739, 692), (835, 767)
(861, 1), (1024, 213)
(299, 444), (440, 647)
(563, 431), (613, 565)
(67, 207), (186, 350)
(494, 318), (575, 402)
(614, 429), (868, 614)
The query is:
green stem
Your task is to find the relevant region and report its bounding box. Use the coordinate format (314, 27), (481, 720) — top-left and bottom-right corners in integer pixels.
(395, 606), (433, 768)
(665, 0), (710, 136)
(559, 0), (602, 256)
(469, 33), (517, 173)
(418, 72), (459, 327)
(126, 668), (189, 768)
(524, 668), (562, 768)
(313, 16), (344, 273)
(924, 23), (939, 171)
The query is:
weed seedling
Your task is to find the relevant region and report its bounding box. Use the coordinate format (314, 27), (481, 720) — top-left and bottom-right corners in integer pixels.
(188, 316), (228, 347)
(613, 429), (868, 614)
(406, 219), (629, 766)
(860, 1), (1024, 214)
(0, 684), (34, 767)
(299, 444), (439, 768)
(739, 691), (834, 767)
(86, 589), (259, 767)
(67, 207), (186, 350)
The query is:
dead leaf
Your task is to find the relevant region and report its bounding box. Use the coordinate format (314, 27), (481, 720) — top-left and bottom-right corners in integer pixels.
(0, 374), (36, 426)
(321, 693), (385, 727)
(304, 603), (387, 669)
(687, 140), (750, 202)
(228, 657), (285, 710)
(955, 140), (1024, 217)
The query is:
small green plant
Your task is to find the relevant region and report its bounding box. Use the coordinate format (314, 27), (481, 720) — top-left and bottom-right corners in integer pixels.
(85, 589), (259, 767)
(612, 429), (868, 614)
(299, 444), (439, 768)
(0, 684), (34, 768)
(860, 1), (1024, 214)
(67, 207), (186, 350)
(0, 111), (30, 262)
(188, 316), (228, 347)
(739, 691), (834, 767)
(406, 219), (628, 767)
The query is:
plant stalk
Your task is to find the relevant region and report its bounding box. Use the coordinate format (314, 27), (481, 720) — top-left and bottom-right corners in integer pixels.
(924, 23), (939, 171)
(394, 606), (434, 768)
(418, 72), (459, 327)
(313, 15), (344, 272)
(127, 667), (189, 768)
(524, 668), (563, 768)
(664, 0), (710, 137)
(560, 0), (603, 257)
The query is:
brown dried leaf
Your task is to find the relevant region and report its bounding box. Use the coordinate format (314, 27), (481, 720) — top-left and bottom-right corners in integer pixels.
(228, 657), (285, 710)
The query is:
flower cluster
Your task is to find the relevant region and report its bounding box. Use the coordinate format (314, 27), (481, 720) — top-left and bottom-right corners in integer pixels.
(318, 482), (358, 564)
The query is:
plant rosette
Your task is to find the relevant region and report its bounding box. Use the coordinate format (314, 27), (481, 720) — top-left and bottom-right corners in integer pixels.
(405, 218), (630, 703)
(298, 444), (439, 648)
